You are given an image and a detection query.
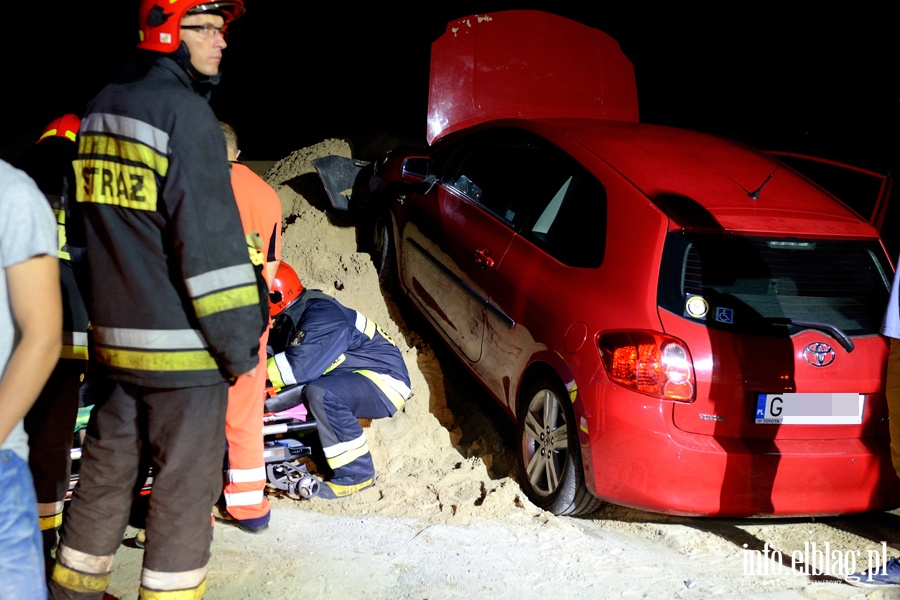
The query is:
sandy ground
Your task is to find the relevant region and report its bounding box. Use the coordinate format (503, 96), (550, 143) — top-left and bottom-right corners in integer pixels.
(101, 139), (900, 600)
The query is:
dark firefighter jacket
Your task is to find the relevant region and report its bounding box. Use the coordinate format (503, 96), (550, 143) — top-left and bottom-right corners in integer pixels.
(14, 136), (89, 361)
(66, 55), (266, 387)
(267, 290), (411, 409)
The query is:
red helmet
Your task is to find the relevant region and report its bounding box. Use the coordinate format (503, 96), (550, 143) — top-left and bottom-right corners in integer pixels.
(37, 114), (81, 144)
(138, 0), (246, 53)
(269, 262), (304, 317)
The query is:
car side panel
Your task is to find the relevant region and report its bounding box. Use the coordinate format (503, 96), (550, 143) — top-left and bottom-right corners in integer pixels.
(399, 184), (515, 363)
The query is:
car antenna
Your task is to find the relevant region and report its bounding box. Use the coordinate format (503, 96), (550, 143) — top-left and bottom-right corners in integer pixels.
(748, 131), (808, 200)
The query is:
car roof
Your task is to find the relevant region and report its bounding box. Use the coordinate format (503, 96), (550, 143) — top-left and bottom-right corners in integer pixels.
(522, 118), (879, 237)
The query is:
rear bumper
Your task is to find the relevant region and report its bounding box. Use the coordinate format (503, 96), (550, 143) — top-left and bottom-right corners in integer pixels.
(579, 386), (900, 517)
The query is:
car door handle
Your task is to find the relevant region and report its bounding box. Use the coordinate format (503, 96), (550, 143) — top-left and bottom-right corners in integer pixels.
(473, 247), (495, 268)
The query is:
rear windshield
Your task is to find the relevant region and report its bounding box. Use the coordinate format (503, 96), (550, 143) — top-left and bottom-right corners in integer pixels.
(658, 233), (893, 337)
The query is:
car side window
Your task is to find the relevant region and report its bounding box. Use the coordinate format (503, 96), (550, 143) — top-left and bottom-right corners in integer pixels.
(438, 127), (606, 268)
(443, 144), (518, 220)
(440, 128), (570, 231)
(524, 167), (607, 268)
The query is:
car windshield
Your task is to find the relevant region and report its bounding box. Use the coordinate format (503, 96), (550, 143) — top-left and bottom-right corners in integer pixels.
(658, 233), (893, 337)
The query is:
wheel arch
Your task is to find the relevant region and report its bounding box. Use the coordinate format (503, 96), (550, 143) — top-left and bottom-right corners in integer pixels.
(516, 351), (584, 427)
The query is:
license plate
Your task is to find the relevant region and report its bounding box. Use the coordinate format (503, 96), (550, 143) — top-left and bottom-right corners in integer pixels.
(754, 393), (863, 424)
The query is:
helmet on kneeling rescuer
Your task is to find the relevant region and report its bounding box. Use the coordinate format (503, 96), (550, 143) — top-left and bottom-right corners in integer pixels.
(269, 262), (304, 318)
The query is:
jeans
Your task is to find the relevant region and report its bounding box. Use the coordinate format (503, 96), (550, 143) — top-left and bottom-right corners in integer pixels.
(0, 450), (47, 600)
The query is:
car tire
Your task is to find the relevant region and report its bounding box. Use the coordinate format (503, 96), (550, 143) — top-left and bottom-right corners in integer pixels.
(516, 375), (601, 516)
(372, 210), (396, 291)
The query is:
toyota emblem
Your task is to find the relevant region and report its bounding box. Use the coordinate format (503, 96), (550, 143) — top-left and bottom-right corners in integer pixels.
(803, 342), (835, 367)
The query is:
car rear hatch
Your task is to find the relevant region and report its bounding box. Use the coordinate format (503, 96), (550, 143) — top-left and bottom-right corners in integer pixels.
(658, 232), (892, 440)
(427, 10), (638, 145)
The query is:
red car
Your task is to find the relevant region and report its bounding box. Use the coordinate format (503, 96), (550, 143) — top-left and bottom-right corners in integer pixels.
(321, 10), (900, 517)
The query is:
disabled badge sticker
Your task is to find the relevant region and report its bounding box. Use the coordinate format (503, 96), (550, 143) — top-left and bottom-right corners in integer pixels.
(715, 307), (734, 324)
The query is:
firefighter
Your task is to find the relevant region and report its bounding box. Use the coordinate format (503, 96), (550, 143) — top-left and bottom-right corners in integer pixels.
(264, 262), (411, 498)
(49, 1), (266, 599)
(13, 113), (88, 580)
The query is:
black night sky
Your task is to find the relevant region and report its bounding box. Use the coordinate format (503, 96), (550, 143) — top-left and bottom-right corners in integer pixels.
(4, 2), (897, 175)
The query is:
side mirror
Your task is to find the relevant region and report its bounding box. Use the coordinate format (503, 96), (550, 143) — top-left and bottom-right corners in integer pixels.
(401, 157), (436, 185)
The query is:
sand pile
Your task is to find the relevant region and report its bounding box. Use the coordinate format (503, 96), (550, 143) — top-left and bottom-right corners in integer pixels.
(262, 138), (542, 526)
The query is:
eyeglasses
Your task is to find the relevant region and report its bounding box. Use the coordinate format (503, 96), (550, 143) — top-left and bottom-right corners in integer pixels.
(180, 23), (228, 40)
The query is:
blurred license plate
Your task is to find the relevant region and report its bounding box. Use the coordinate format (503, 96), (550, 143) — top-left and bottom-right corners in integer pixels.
(754, 393), (863, 424)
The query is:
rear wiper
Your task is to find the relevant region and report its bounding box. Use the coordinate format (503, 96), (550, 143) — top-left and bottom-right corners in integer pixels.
(772, 318), (855, 353)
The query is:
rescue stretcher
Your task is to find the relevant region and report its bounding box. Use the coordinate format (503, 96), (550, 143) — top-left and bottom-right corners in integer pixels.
(67, 383), (321, 502)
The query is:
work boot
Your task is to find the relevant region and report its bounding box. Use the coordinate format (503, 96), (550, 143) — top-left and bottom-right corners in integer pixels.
(315, 477), (375, 500)
(212, 503), (270, 533)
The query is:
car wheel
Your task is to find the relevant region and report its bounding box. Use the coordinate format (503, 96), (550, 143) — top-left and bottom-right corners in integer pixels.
(372, 210), (396, 291)
(516, 375), (601, 516)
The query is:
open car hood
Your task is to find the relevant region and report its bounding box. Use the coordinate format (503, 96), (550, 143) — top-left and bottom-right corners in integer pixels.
(427, 10), (639, 145)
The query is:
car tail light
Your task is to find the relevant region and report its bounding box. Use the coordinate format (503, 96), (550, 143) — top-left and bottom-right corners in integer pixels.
(598, 331), (695, 402)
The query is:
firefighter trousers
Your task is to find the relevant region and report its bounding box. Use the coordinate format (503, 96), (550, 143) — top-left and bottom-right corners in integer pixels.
(49, 379), (228, 599)
(24, 358), (84, 574)
(304, 372), (397, 486)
